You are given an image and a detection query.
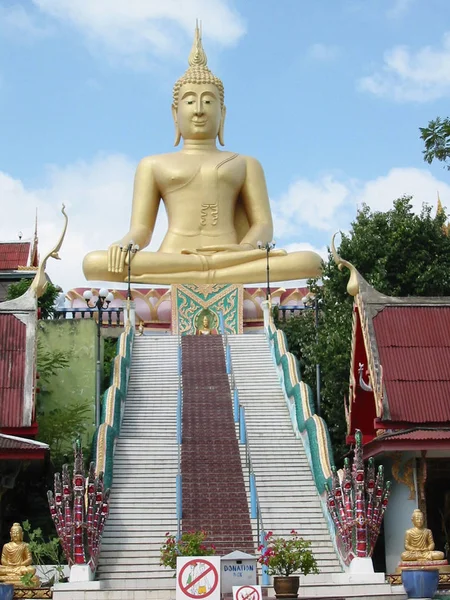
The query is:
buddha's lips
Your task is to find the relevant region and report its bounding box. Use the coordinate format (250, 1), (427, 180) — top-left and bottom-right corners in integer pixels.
(192, 120), (207, 125)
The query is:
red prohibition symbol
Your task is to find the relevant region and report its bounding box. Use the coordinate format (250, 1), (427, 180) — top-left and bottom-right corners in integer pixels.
(235, 585), (261, 600)
(178, 558), (219, 599)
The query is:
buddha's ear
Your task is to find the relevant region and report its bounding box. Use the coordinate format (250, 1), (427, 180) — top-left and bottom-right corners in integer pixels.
(172, 104), (181, 147)
(218, 105), (226, 147)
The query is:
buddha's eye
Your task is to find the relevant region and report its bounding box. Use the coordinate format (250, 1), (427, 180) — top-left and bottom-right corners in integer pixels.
(204, 100), (211, 104)
(187, 100), (194, 105)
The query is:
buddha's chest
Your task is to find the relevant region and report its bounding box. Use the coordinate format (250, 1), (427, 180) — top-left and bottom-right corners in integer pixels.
(156, 153), (246, 197)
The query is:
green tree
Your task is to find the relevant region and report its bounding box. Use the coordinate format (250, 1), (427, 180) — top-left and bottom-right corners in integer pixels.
(420, 117), (450, 170)
(278, 197), (450, 462)
(36, 342), (91, 468)
(6, 278), (60, 319)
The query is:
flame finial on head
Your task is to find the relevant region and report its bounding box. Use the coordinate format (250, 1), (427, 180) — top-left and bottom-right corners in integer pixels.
(189, 20), (207, 68)
(172, 20), (224, 109)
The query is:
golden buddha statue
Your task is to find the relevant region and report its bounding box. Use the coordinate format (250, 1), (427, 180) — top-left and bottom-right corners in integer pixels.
(83, 24), (322, 285)
(401, 509), (445, 562)
(195, 315), (217, 336)
(0, 523), (39, 586)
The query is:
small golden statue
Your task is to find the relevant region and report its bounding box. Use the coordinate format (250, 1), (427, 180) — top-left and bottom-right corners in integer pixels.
(0, 523), (40, 586)
(83, 23), (322, 285)
(401, 509), (445, 563)
(195, 314), (217, 336)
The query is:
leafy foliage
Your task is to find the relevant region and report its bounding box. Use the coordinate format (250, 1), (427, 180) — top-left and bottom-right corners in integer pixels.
(102, 337), (118, 393)
(420, 117), (450, 170)
(37, 340), (70, 386)
(35, 341), (90, 468)
(37, 399), (91, 469)
(6, 279), (61, 319)
(160, 531), (216, 571)
(258, 530), (319, 577)
(21, 520), (67, 585)
(277, 197), (450, 463)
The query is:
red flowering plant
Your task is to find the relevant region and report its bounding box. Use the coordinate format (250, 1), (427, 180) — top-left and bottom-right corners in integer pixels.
(258, 530), (319, 577)
(160, 530), (216, 571)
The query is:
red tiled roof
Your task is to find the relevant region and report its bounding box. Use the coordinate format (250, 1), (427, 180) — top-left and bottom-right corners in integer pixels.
(0, 435), (48, 451)
(362, 428), (450, 458)
(0, 435), (48, 460)
(0, 242), (30, 270)
(373, 306), (450, 423)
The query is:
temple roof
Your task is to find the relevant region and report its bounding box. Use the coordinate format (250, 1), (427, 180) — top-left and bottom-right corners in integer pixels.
(0, 240), (38, 271)
(373, 304), (450, 423)
(363, 429), (450, 458)
(347, 275), (450, 449)
(0, 434), (48, 460)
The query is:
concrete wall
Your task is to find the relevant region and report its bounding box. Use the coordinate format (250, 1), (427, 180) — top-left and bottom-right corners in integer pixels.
(37, 319), (97, 452)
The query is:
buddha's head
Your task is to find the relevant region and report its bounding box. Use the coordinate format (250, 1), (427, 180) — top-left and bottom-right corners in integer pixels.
(202, 315), (210, 329)
(10, 523), (23, 543)
(412, 509), (424, 529)
(172, 22), (226, 146)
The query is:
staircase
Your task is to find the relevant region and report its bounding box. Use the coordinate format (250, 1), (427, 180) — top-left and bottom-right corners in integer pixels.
(97, 334), (179, 591)
(181, 335), (254, 554)
(228, 333), (343, 574)
(52, 331), (407, 600)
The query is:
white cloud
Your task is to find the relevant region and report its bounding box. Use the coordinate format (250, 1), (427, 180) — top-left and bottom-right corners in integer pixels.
(31, 0), (245, 61)
(272, 167), (450, 243)
(307, 43), (340, 62)
(355, 167), (450, 213)
(386, 0), (414, 19)
(359, 32), (450, 102)
(272, 175), (354, 236)
(0, 154), (168, 293)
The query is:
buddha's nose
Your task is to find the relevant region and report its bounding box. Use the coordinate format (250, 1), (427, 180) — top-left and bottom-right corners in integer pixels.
(194, 99), (204, 115)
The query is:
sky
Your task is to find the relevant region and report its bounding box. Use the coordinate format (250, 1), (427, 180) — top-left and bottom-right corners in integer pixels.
(1, 0), (450, 292)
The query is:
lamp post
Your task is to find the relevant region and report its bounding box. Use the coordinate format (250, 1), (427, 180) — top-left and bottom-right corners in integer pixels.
(302, 294), (322, 417)
(83, 288), (114, 428)
(257, 240), (276, 300)
(120, 241), (139, 301)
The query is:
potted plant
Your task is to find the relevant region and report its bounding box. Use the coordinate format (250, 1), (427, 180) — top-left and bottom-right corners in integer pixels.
(258, 530), (319, 599)
(160, 530), (216, 572)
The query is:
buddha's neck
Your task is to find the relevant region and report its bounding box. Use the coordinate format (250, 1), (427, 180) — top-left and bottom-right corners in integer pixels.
(182, 139), (218, 152)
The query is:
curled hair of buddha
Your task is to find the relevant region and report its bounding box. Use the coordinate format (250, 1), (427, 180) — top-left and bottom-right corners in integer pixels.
(173, 21), (224, 109)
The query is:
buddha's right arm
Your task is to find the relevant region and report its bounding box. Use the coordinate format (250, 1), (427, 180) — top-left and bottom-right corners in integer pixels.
(108, 157), (160, 273)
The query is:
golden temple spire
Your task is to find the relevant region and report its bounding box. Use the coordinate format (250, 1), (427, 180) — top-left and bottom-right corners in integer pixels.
(437, 191), (444, 215)
(436, 191), (449, 235)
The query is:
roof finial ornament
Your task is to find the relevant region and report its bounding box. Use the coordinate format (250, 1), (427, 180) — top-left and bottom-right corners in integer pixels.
(331, 232), (360, 297)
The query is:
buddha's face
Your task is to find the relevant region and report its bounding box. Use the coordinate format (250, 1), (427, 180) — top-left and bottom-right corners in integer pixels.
(412, 511), (424, 528)
(202, 316), (210, 328)
(175, 83), (223, 141)
(10, 526), (23, 542)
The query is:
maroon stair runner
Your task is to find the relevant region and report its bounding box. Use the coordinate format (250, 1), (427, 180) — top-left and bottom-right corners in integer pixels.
(181, 335), (254, 555)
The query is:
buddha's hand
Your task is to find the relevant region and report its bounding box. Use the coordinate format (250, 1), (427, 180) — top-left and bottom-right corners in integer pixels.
(107, 240), (139, 273)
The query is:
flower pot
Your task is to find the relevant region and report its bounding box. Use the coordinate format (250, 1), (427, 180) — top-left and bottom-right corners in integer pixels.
(401, 568), (439, 599)
(0, 584), (14, 600)
(273, 575), (300, 599)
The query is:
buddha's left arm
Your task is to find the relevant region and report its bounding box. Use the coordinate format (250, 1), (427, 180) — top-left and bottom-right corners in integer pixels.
(239, 157), (274, 248)
(427, 531), (435, 550)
